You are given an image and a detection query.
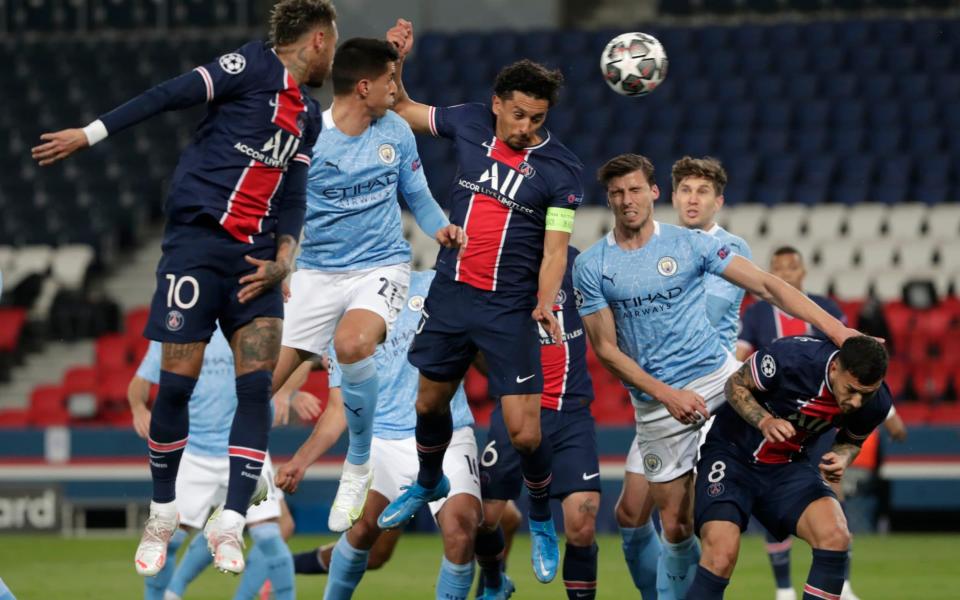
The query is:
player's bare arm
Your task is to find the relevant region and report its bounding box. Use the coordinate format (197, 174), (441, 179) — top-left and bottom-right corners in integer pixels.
(534, 230), (570, 345)
(582, 307), (707, 424)
(720, 256), (860, 347)
(819, 442), (861, 483)
(385, 18), (432, 133)
(232, 317), (283, 375)
(126, 376), (153, 440)
(725, 362), (796, 443)
(276, 388), (347, 493)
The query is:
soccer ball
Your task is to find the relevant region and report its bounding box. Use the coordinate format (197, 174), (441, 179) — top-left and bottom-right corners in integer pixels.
(600, 32), (668, 97)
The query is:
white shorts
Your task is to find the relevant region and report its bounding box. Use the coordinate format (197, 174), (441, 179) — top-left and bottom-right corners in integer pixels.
(371, 427), (481, 516)
(281, 263), (411, 356)
(175, 451), (283, 529)
(626, 352), (740, 483)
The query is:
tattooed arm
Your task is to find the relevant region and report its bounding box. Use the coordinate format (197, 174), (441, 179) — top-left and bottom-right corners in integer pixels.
(818, 442), (861, 484)
(725, 362), (796, 443)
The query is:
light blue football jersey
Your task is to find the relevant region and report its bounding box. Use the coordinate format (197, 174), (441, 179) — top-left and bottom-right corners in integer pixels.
(327, 270), (474, 439)
(573, 222), (735, 403)
(136, 327), (236, 457)
(704, 224), (752, 352)
(298, 108), (437, 272)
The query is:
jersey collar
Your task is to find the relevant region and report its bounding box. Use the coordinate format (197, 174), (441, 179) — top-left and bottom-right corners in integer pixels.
(705, 223), (721, 236)
(606, 221), (660, 245)
(322, 108), (336, 131)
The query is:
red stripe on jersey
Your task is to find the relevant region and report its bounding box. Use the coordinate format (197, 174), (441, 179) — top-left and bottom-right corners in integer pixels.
(272, 70), (306, 136)
(799, 382), (842, 422)
(228, 445), (266, 462)
(774, 307), (809, 339)
(487, 137), (530, 170)
(752, 435), (807, 464)
(456, 194), (511, 291)
(803, 584), (841, 600)
(221, 159), (284, 243)
(540, 310), (569, 410)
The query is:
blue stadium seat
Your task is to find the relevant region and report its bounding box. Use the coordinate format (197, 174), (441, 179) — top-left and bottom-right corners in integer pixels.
(753, 183), (790, 206)
(516, 30), (554, 62)
(828, 128), (864, 154)
(761, 156), (798, 185)
(715, 77), (747, 102)
(835, 19), (871, 47)
(678, 79), (711, 103)
(678, 131), (715, 157)
(657, 29), (693, 52)
(768, 22), (802, 46)
(849, 45), (882, 72)
(908, 127), (943, 154)
(908, 100), (938, 127)
(794, 100), (829, 130)
(821, 74), (857, 99)
(731, 24), (766, 50)
(887, 45), (918, 73)
(794, 129), (827, 154)
(759, 102), (793, 129)
(921, 46), (955, 73)
(450, 32), (486, 62)
(834, 182), (872, 206)
(874, 185), (909, 205)
(915, 185), (950, 205)
(867, 100), (900, 129)
(801, 155), (837, 186)
(687, 105), (720, 131)
(719, 129), (751, 154)
(579, 111), (613, 136)
(869, 128), (903, 156)
(774, 48), (807, 74)
(875, 155), (913, 187)
(900, 74), (931, 102)
(417, 34), (450, 64)
(721, 103), (756, 129)
(830, 101), (865, 129)
(811, 47), (846, 73)
(794, 183), (829, 206)
(917, 156), (951, 188)
(722, 183), (751, 206)
(806, 22), (836, 47)
(836, 157), (875, 186)
(703, 50), (737, 75)
(422, 61), (456, 87)
(755, 130), (789, 153)
(934, 74), (960, 101)
(564, 56), (596, 84)
(785, 75), (819, 101)
(556, 30), (591, 57)
(698, 26), (731, 51)
(874, 20), (908, 44)
(741, 52), (772, 76)
(752, 75), (784, 99)
(637, 132), (675, 157)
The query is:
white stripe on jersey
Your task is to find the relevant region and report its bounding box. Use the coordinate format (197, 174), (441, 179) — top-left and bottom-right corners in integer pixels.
(428, 106), (438, 136)
(195, 66), (214, 102)
(455, 193), (477, 282)
(491, 209), (511, 292)
(293, 153), (311, 165)
(557, 310), (570, 410)
(221, 159), (256, 243)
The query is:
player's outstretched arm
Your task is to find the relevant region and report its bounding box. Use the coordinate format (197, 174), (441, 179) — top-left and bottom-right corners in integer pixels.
(534, 231), (570, 345)
(581, 307), (708, 424)
(386, 18), (432, 134)
(32, 67), (217, 167)
(725, 362), (795, 443)
(275, 387), (347, 494)
(721, 256), (861, 347)
(126, 375), (153, 440)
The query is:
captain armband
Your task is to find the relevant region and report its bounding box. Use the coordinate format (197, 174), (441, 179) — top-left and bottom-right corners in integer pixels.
(545, 207), (575, 233)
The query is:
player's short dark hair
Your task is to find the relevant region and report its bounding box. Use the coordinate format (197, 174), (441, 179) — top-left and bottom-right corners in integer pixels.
(597, 153), (656, 188)
(671, 156), (728, 195)
(773, 246), (803, 260)
(493, 59), (564, 106)
(332, 38), (399, 96)
(270, 0), (337, 47)
(837, 336), (888, 385)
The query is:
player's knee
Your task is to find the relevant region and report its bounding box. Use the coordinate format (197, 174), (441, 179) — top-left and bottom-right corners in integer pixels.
(333, 336), (376, 365)
(367, 545), (393, 570)
(815, 524), (851, 551)
(566, 518), (596, 547)
(615, 498), (643, 527)
(660, 516), (694, 542)
(508, 428), (540, 454)
(349, 519), (380, 550)
(701, 545), (738, 579)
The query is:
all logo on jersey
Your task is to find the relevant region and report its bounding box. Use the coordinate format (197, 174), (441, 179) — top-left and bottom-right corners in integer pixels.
(657, 256), (678, 277)
(378, 143), (397, 165)
(219, 53), (246, 74)
(643, 453), (663, 474)
(477, 163), (525, 201)
(407, 295), (425, 312)
(165, 310), (184, 332)
(761, 354), (777, 378)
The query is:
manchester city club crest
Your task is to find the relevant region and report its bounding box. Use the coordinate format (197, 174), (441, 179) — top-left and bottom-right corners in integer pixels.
(407, 295), (425, 312)
(378, 143), (397, 165)
(643, 453), (663, 474)
(657, 256), (678, 277)
(165, 310), (184, 332)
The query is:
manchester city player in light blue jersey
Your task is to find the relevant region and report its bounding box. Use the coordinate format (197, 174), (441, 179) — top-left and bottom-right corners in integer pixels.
(574, 154), (859, 600)
(130, 326), (295, 600)
(273, 38), (465, 534)
(613, 156), (752, 599)
(276, 270), (481, 600)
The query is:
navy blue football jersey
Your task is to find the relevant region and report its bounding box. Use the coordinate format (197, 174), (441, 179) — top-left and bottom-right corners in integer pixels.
(427, 103), (583, 295)
(539, 246), (593, 411)
(97, 41), (322, 243)
(738, 294), (846, 354)
(709, 336), (892, 465)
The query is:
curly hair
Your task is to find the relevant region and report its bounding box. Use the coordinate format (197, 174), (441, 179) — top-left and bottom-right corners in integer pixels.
(597, 153), (655, 188)
(493, 59), (564, 106)
(671, 156), (728, 195)
(269, 0), (337, 46)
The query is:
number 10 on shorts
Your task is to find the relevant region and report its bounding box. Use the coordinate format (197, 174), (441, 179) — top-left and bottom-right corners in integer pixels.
(165, 274), (200, 309)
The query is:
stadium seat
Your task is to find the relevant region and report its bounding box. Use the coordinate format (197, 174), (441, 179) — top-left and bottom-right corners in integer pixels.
(831, 269), (871, 300)
(723, 204), (767, 239)
(858, 240), (897, 271)
(125, 307), (150, 337)
(803, 269), (830, 296)
(845, 204), (887, 241)
(762, 204), (807, 240)
(95, 334), (131, 372)
(898, 239), (938, 272)
(816, 239), (858, 271)
(872, 271), (909, 302)
(804, 204), (847, 240)
(927, 205), (960, 242)
(29, 384), (69, 426)
(885, 203), (928, 240)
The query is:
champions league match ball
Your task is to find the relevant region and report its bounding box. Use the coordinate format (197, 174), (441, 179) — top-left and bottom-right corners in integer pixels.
(600, 32), (668, 97)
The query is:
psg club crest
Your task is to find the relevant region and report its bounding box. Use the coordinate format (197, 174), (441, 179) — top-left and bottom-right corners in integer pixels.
(657, 256), (678, 277)
(518, 161), (536, 178)
(407, 295), (425, 312)
(165, 310), (184, 332)
(643, 453), (663, 474)
(218, 53), (246, 74)
(378, 143), (397, 165)
(761, 354), (777, 378)
(707, 482), (725, 498)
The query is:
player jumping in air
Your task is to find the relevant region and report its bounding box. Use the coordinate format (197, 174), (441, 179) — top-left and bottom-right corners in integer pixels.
(129, 326), (295, 600)
(271, 36), (464, 534)
(32, 0), (337, 576)
(687, 336), (891, 600)
(277, 270), (481, 600)
(475, 247), (601, 600)
(574, 154), (859, 599)
(378, 19), (585, 585)
(614, 156), (751, 599)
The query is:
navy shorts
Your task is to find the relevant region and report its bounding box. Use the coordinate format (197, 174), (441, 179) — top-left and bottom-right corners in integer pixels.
(694, 441), (837, 542)
(144, 217), (283, 344)
(480, 404), (600, 500)
(407, 273), (542, 396)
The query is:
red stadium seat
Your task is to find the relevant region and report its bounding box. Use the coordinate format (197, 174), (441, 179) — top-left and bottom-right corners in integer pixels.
(913, 304), (953, 345)
(929, 405), (960, 425)
(29, 385), (69, 426)
(833, 299), (864, 329)
(893, 403), (929, 424)
(464, 368), (488, 404)
(130, 336), (151, 366)
(885, 359), (910, 400)
(300, 370), (330, 404)
(0, 408), (30, 427)
(882, 301), (914, 354)
(0, 307), (28, 352)
(125, 307), (150, 337)
(63, 366), (97, 397)
(912, 359), (952, 403)
(96, 366), (137, 410)
(96, 334), (131, 372)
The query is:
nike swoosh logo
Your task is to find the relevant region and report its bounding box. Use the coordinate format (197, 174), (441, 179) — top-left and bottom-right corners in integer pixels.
(516, 374), (536, 383)
(268, 98), (278, 107)
(538, 555), (550, 578)
(245, 463), (261, 470)
(382, 509), (404, 523)
(582, 472), (600, 480)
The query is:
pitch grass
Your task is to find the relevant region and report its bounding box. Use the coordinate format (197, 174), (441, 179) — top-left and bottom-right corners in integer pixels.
(1, 533), (956, 599)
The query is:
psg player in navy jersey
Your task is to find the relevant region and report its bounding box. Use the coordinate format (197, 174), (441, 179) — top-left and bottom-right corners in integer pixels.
(377, 19), (584, 584)
(687, 336), (891, 600)
(476, 247), (601, 600)
(32, 0), (338, 577)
